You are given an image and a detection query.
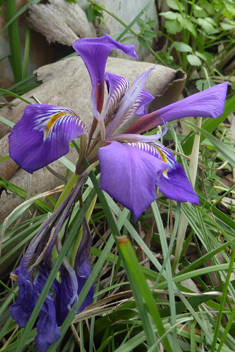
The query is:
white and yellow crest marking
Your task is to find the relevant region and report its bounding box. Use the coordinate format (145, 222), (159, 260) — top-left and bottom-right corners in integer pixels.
(44, 111), (76, 140)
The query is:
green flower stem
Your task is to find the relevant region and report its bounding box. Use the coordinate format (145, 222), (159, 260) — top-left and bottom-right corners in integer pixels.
(5, 0), (23, 82)
(54, 173), (79, 211)
(22, 25), (30, 79)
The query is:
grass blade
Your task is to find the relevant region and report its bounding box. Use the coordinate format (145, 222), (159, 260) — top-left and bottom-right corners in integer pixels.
(5, 0), (22, 82)
(117, 236), (173, 352)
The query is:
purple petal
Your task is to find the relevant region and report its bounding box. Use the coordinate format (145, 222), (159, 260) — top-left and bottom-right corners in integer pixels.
(105, 67), (155, 137)
(75, 219), (92, 269)
(74, 220), (94, 312)
(10, 261), (36, 328)
(98, 141), (166, 221)
(55, 265), (78, 325)
(158, 163), (199, 204)
(104, 72), (130, 126)
(35, 297), (61, 352)
(107, 121), (168, 143)
(134, 89), (155, 116)
(125, 82), (228, 134)
(73, 34), (138, 112)
(131, 142), (199, 204)
(9, 104), (88, 173)
(76, 258), (94, 313)
(33, 268), (61, 352)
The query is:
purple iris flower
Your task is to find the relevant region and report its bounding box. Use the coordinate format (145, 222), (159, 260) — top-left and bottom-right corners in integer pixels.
(9, 34), (228, 222)
(10, 179), (94, 352)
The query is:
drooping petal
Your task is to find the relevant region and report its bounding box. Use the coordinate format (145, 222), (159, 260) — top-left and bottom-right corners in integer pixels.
(55, 264), (78, 325)
(74, 219), (94, 312)
(73, 34), (138, 112)
(9, 261), (36, 328)
(131, 142), (199, 204)
(125, 82), (228, 134)
(9, 104), (88, 173)
(105, 67), (155, 137)
(98, 141), (166, 221)
(35, 297), (61, 352)
(76, 258), (94, 313)
(75, 219), (92, 269)
(33, 268), (61, 352)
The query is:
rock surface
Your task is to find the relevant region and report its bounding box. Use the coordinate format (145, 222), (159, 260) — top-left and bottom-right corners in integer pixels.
(27, 0), (96, 46)
(27, 0), (159, 60)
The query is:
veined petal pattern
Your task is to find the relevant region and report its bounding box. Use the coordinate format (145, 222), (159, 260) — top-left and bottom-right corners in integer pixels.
(73, 34), (138, 89)
(105, 67), (155, 137)
(131, 142), (199, 204)
(9, 104), (88, 173)
(104, 72), (130, 126)
(125, 82), (228, 134)
(73, 34), (138, 112)
(98, 141), (166, 221)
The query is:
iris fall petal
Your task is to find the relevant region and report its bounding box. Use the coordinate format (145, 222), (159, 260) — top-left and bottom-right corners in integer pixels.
(76, 258), (94, 313)
(9, 104), (88, 173)
(35, 297), (61, 352)
(98, 141), (166, 221)
(9, 262), (36, 328)
(131, 142), (199, 204)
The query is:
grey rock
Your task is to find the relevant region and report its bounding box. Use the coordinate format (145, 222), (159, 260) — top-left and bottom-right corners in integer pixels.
(27, 0), (96, 46)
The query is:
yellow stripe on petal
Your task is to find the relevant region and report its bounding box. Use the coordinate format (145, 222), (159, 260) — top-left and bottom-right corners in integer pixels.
(154, 145), (168, 177)
(44, 111), (76, 139)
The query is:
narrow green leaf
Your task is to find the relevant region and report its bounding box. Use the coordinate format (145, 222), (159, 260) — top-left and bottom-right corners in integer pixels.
(182, 95), (235, 155)
(0, 89), (32, 104)
(0, 0), (41, 36)
(138, 36), (149, 48)
(22, 26), (31, 79)
(211, 248), (235, 352)
(0, 155), (10, 162)
(117, 237), (173, 352)
(58, 156), (76, 173)
(5, 0), (22, 82)
(187, 121), (235, 167)
(0, 115), (14, 128)
(116, 0), (155, 41)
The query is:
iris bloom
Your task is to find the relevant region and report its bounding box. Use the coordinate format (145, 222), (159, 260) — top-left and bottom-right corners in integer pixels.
(9, 34), (228, 222)
(10, 176), (94, 352)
